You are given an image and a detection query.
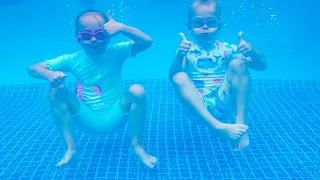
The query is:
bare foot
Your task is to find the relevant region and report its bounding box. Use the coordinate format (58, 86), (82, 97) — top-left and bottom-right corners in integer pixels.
(216, 123), (248, 142)
(129, 145), (157, 168)
(56, 150), (80, 167)
(233, 132), (249, 151)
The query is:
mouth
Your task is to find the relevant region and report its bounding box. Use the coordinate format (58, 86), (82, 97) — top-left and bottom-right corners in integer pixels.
(201, 31), (211, 34)
(201, 33), (211, 37)
(91, 45), (101, 49)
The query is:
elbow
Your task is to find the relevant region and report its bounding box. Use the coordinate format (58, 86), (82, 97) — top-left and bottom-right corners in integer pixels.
(168, 64), (177, 82)
(253, 61), (268, 71)
(261, 63), (268, 71)
(259, 59), (269, 71)
(145, 37), (153, 49)
(251, 63), (268, 71)
(27, 65), (36, 77)
(168, 71), (174, 82)
(249, 55), (268, 71)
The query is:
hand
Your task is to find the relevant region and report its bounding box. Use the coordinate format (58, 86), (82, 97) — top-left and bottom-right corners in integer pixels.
(103, 10), (124, 37)
(48, 71), (67, 88)
(237, 31), (253, 57)
(176, 32), (191, 56)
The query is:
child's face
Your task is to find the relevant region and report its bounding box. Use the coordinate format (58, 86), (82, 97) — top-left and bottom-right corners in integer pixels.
(189, 4), (220, 42)
(77, 15), (110, 56)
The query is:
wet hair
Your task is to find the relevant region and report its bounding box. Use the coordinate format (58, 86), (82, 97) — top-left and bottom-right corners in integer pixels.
(187, 0), (222, 23)
(74, 9), (109, 35)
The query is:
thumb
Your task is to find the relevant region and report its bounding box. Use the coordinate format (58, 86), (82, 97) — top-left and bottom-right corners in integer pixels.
(107, 10), (114, 21)
(238, 31), (244, 42)
(60, 72), (67, 77)
(179, 32), (187, 41)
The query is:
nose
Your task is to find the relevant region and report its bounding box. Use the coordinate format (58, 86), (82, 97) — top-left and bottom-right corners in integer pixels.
(202, 24), (209, 29)
(90, 36), (97, 43)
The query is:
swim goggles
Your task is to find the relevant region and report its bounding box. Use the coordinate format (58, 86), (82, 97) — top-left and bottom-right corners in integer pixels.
(190, 17), (220, 28)
(77, 30), (109, 41)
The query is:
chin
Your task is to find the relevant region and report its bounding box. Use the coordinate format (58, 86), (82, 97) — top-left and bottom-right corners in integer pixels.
(92, 51), (105, 56)
(85, 46), (106, 56)
(85, 50), (104, 56)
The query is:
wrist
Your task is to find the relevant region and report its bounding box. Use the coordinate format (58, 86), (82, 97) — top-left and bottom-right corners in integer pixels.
(44, 70), (55, 80)
(118, 23), (126, 33)
(175, 53), (185, 61)
(250, 47), (260, 57)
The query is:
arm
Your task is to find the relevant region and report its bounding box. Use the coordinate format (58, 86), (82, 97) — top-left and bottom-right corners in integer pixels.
(245, 47), (268, 71)
(28, 62), (54, 80)
(119, 24), (153, 56)
(169, 32), (191, 80)
(28, 54), (73, 81)
(169, 54), (185, 81)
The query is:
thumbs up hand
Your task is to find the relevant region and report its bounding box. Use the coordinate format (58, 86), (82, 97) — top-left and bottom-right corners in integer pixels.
(103, 10), (123, 37)
(176, 32), (192, 56)
(237, 31), (252, 57)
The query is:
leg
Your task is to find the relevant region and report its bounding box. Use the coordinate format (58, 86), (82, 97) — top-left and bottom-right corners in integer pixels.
(225, 59), (252, 151)
(171, 72), (248, 141)
(48, 85), (81, 167)
(120, 84), (157, 168)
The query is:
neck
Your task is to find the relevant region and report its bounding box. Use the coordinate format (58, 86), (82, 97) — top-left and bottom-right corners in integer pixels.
(195, 39), (215, 51)
(85, 51), (106, 61)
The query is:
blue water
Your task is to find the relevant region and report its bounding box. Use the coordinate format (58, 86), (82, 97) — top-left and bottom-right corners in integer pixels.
(0, 0), (319, 83)
(0, 80), (319, 179)
(0, 0), (319, 179)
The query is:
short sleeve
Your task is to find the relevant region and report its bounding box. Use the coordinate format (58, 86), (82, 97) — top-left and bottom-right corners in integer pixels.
(108, 41), (132, 64)
(45, 53), (76, 72)
(222, 42), (246, 61)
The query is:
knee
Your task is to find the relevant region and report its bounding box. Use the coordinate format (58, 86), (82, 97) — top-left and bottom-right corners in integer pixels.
(128, 84), (146, 98)
(171, 72), (190, 86)
(228, 59), (247, 75)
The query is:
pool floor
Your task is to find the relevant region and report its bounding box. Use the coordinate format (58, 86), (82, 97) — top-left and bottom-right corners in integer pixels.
(0, 79), (319, 179)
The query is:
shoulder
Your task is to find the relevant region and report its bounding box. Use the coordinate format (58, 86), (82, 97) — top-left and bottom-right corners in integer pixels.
(54, 51), (83, 61)
(45, 51), (81, 65)
(105, 41), (132, 62)
(44, 51), (83, 71)
(107, 41), (131, 52)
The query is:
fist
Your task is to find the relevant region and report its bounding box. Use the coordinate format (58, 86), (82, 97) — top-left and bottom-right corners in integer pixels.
(48, 71), (67, 88)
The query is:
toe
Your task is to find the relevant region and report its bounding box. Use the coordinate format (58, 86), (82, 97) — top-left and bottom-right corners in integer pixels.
(240, 125), (248, 130)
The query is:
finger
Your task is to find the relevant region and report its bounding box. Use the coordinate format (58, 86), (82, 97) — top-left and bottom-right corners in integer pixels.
(179, 48), (189, 54)
(238, 31), (244, 42)
(182, 41), (191, 46)
(54, 79), (62, 85)
(59, 72), (67, 77)
(179, 32), (187, 41)
(179, 51), (188, 56)
(180, 44), (191, 49)
(239, 46), (248, 53)
(238, 45), (246, 51)
(237, 43), (245, 50)
(107, 10), (114, 21)
(57, 77), (66, 82)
